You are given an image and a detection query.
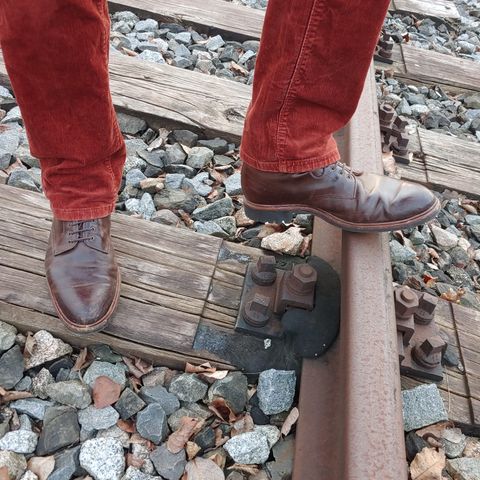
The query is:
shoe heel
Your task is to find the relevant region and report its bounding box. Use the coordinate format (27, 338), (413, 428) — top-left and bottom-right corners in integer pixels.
(244, 205), (296, 223)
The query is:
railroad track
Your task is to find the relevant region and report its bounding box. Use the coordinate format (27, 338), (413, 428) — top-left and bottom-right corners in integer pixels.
(1, 1), (479, 479)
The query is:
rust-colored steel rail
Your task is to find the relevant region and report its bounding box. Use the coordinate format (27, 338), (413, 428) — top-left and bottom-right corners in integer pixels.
(293, 65), (408, 480)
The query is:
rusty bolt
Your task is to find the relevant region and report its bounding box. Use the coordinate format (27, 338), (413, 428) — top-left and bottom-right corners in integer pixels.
(286, 264), (317, 296)
(394, 116), (408, 131)
(379, 104), (395, 124)
(412, 336), (445, 369)
(244, 293), (271, 327)
(414, 293), (438, 325)
(252, 256), (277, 286)
(394, 286), (419, 319)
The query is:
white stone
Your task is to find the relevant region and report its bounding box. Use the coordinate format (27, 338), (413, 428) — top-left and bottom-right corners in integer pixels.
(0, 430), (38, 454)
(261, 227), (304, 256)
(24, 331), (72, 369)
(80, 438), (125, 480)
(224, 431), (270, 464)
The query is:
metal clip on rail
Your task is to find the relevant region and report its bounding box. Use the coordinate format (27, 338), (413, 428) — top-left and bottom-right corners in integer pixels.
(235, 255), (340, 358)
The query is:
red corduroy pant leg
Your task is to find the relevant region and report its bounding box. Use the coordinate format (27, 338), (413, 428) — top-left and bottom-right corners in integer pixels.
(0, 0), (125, 221)
(240, 0), (391, 173)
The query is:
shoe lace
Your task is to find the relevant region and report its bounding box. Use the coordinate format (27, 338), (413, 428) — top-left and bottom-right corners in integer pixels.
(330, 161), (354, 179)
(67, 221), (95, 243)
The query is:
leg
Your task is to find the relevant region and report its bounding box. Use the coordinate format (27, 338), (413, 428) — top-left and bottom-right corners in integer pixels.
(241, 0), (440, 231)
(0, 0), (125, 220)
(0, 0), (123, 331)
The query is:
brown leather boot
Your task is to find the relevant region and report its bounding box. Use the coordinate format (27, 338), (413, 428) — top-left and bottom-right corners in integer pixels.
(45, 216), (121, 333)
(241, 162), (440, 232)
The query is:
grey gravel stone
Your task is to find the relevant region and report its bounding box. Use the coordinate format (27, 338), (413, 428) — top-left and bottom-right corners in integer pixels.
(182, 172), (212, 197)
(465, 214), (480, 226)
(442, 427), (467, 459)
(224, 172), (242, 196)
(96, 425), (130, 449)
(0, 321), (17, 351)
(197, 138), (229, 154)
(139, 192), (156, 220)
(7, 170), (40, 192)
(0, 86), (13, 99)
(171, 130), (198, 147)
(132, 443), (156, 476)
(150, 444), (186, 480)
(447, 457), (480, 480)
(80, 438), (126, 480)
(49, 446), (81, 480)
(208, 372), (248, 414)
(186, 147), (214, 169)
(31, 368), (55, 399)
(78, 405), (120, 431)
(122, 466), (162, 480)
(83, 361), (127, 388)
(115, 388), (146, 420)
(402, 384), (448, 432)
(151, 210), (180, 226)
(194, 220), (228, 238)
(430, 225), (459, 249)
(224, 431), (271, 464)
(10, 398), (53, 421)
(135, 19), (158, 32)
(45, 380), (92, 409)
(254, 425), (281, 448)
(126, 168), (147, 187)
(0, 450), (27, 480)
(136, 404), (168, 444)
(205, 35), (225, 51)
(116, 113), (147, 135)
(154, 189), (203, 213)
(138, 50), (165, 64)
(192, 197), (234, 221)
(37, 406), (80, 455)
(265, 436), (295, 480)
(165, 143), (187, 165)
(169, 374), (208, 402)
(0, 430), (37, 454)
(213, 216), (236, 237)
(0, 345), (24, 389)
(14, 376), (31, 392)
(167, 403), (212, 431)
(389, 240), (416, 264)
(138, 385), (180, 415)
(165, 173), (185, 189)
(24, 330), (72, 369)
(0, 124), (20, 169)
(257, 370), (296, 415)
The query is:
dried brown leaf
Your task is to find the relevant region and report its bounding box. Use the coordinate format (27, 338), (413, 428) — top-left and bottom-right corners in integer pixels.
(185, 362), (216, 374)
(123, 357), (148, 379)
(134, 357), (153, 376)
(72, 347), (89, 372)
(184, 457), (225, 480)
(92, 376), (122, 408)
(117, 419), (136, 434)
(0, 389), (33, 404)
(409, 447), (445, 480)
(24, 332), (36, 359)
(227, 464), (260, 476)
(167, 417), (200, 454)
(28, 456), (55, 480)
(186, 441), (201, 460)
(0, 467), (9, 480)
(281, 407), (299, 436)
(214, 427), (229, 448)
(209, 398), (237, 424)
(126, 453), (145, 469)
(129, 375), (143, 393)
(208, 450), (226, 470)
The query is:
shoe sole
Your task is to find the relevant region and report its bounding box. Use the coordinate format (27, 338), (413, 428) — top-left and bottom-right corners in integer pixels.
(47, 268), (122, 334)
(244, 197), (441, 233)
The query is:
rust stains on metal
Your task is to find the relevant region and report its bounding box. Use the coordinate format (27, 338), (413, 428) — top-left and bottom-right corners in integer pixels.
(293, 65), (408, 480)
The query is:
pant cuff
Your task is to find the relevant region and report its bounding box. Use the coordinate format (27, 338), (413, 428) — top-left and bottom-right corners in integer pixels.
(240, 146), (341, 173)
(52, 203), (115, 221)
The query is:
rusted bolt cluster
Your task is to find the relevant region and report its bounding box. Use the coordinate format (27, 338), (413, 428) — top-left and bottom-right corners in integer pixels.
(414, 293), (438, 325)
(394, 287), (418, 319)
(286, 264), (317, 296)
(252, 256), (277, 286)
(244, 292), (271, 327)
(376, 33), (394, 59)
(412, 336), (445, 370)
(378, 102), (411, 163)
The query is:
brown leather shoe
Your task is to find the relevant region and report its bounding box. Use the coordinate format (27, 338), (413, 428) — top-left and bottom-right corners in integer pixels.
(45, 216), (121, 333)
(242, 162), (440, 232)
